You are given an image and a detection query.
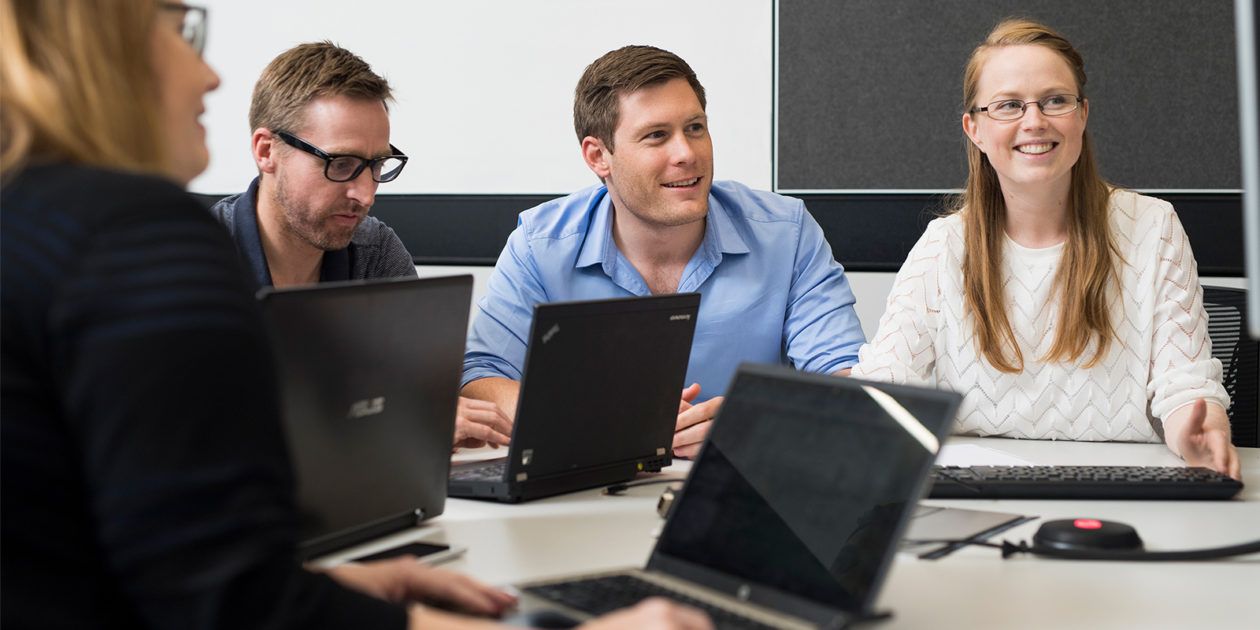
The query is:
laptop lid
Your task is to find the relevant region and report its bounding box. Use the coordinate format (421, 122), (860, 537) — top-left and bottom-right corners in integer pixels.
(505, 293), (701, 481)
(259, 275), (472, 558)
(647, 364), (961, 625)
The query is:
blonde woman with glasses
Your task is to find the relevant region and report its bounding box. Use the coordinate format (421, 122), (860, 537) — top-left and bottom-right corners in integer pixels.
(852, 18), (1239, 479)
(0, 2), (709, 628)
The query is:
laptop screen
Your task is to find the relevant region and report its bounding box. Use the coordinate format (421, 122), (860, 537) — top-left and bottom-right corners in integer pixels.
(261, 276), (471, 558)
(651, 365), (959, 616)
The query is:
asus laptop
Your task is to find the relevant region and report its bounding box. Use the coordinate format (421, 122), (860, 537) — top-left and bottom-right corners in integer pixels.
(448, 293), (700, 503)
(259, 275), (472, 559)
(514, 363), (963, 628)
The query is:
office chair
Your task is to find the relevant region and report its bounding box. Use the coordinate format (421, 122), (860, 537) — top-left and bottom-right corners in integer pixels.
(1202, 286), (1259, 447)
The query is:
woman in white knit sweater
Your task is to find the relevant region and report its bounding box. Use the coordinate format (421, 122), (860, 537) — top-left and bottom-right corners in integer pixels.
(851, 18), (1240, 478)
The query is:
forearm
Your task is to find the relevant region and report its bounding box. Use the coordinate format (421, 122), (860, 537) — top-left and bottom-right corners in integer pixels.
(461, 377), (521, 420)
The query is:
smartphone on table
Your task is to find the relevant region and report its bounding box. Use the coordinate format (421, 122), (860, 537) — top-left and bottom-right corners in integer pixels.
(350, 541), (467, 566)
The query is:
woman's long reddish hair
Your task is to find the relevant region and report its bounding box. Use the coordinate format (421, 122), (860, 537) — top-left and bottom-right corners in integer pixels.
(954, 18), (1119, 372)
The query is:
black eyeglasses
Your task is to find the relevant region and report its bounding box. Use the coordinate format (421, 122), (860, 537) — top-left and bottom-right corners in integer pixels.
(971, 94), (1083, 122)
(160, 3), (208, 56)
(273, 131), (408, 183)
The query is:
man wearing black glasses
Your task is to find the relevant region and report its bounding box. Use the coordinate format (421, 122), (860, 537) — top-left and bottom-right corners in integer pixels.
(210, 42), (416, 288)
(211, 42), (512, 450)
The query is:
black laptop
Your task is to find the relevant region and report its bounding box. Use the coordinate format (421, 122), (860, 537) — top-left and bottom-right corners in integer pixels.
(514, 364), (963, 628)
(259, 275), (472, 559)
(449, 293), (700, 503)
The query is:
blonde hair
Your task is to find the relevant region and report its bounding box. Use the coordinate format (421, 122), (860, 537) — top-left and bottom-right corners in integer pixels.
(248, 42), (392, 135)
(955, 18), (1118, 373)
(0, 0), (165, 180)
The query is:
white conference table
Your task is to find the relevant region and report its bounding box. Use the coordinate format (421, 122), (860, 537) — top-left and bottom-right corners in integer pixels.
(323, 437), (1260, 629)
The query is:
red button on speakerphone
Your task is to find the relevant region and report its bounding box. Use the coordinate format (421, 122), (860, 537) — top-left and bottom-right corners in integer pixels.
(1073, 518), (1103, 530)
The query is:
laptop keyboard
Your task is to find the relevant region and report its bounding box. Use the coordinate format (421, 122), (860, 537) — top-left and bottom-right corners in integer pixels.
(525, 574), (781, 630)
(449, 460), (506, 482)
(929, 465), (1243, 500)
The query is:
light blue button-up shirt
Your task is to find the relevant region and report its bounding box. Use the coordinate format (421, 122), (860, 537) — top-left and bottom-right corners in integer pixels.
(463, 180), (865, 401)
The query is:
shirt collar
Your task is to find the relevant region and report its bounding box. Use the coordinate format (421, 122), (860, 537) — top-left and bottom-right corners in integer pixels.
(704, 190), (751, 257)
(232, 177), (273, 288)
(234, 176), (353, 288)
(574, 187), (613, 270)
(320, 247), (351, 282)
(573, 185), (752, 273)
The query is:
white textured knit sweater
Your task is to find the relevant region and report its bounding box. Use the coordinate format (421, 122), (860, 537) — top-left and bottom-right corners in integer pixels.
(852, 190), (1229, 443)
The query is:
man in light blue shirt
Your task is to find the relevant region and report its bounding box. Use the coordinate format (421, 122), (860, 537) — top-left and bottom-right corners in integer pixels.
(462, 45), (864, 457)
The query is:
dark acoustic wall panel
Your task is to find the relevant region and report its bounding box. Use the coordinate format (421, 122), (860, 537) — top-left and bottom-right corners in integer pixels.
(778, 0), (1239, 190)
(798, 192), (1243, 276)
(365, 194), (552, 265)
(193, 192), (1243, 275)
(192, 193), (553, 266)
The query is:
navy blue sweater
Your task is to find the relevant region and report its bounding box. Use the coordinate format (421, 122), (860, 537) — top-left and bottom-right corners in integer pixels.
(1, 165), (406, 629)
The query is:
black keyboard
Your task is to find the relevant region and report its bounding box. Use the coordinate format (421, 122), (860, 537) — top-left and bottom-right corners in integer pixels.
(929, 465), (1243, 500)
(524, 574), (780, 630)
(449, 460), (505, 482)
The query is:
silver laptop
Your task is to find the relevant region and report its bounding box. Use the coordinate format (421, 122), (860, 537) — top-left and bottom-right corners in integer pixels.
(513, 363), (962, 628)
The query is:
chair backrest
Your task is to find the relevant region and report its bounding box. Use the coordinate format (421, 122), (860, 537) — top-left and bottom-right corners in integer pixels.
(1202, 286), (1259, 447)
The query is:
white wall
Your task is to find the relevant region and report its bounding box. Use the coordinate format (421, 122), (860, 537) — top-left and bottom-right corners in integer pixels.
(193, 0), (774, 195)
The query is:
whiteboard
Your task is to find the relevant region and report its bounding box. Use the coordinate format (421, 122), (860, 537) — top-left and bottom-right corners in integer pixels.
(193, 0), (774, 195)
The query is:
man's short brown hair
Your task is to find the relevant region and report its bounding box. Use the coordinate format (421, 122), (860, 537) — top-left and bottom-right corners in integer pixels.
(573, 45), (706, 151)
(248, 41), (392, 134)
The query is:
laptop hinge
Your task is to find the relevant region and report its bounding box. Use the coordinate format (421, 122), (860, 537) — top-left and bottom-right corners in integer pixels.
(632, 570), (820, 630)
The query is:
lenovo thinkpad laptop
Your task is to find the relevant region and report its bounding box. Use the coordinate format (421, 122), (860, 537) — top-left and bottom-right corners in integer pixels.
(259, 275), (472, 559)
(514, 364), (963, 628)
(448, 293), (700, 503)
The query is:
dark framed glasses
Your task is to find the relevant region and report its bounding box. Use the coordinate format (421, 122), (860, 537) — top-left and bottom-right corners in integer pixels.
(160, 3), (208, 56)
(971, 94), (1083, 122)
(273, 131), (408, 183)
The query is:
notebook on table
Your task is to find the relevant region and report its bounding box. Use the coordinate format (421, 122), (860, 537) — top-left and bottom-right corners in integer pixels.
(259, 275), (471, 559)
(513, 364), (962, 629)
(449, 293), (700, 503)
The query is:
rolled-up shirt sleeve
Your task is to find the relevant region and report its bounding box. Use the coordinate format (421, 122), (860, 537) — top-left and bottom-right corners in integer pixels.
(783, 205), (866, 374)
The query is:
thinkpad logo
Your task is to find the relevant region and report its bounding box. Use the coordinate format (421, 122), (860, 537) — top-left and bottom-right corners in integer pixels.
(669, 313), (691, 321)
(542, 323), (561, 343)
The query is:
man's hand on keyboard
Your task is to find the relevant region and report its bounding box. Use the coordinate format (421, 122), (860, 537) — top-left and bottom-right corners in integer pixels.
(453, 396), (513, 450)
(1169, 399), (1241, 480)
(579, 598), (714, 630)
